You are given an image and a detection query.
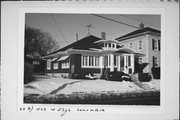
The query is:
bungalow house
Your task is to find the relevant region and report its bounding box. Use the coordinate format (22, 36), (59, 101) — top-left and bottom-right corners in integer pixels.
(42, 24), (160, 79)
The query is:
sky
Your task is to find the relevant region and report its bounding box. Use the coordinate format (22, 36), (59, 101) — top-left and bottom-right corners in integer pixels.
(25, 14), (160, 49)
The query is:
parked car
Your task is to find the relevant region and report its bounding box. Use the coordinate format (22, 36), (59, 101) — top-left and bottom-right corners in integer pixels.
(73, 72), (97, 80)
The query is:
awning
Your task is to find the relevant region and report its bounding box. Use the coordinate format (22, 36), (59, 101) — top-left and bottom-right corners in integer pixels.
(57, 55), (69, 61)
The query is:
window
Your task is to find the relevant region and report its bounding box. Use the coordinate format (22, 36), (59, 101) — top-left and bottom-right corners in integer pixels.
(33, 60), (40, 65)
(89, 56), (92, 66)
(153, 56), (158, 67)
(104, 43), (108, 48)
(62, 59), (70, 68)
(104, 56), (108, 67)
(109, 43), (111, 48)
(82, 55), (100, 68)
(53, 62), (59, 69)
(139, 40), (142, 50)
(130, 43), (133, 48)
(152, 39), (160, 51)
(139, 57), (143, 64)
(128, 56), (131, 66)
(95, 56), (99, 66)
(47, 61), (51, 70)
(114, 55), (118, 66)
(112, 43), (115, 48)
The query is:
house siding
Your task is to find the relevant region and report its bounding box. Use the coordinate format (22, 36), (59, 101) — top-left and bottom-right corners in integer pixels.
(147, 34), (161, 72)
(117, 35), (150, 73)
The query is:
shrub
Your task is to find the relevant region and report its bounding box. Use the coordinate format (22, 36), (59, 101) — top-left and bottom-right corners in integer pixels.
(138, 73), (152, 82)
(151, 67), (160, 79)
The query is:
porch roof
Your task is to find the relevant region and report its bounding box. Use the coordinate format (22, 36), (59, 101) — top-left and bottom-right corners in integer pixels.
(115, 48), (145, 57)
(42, 48), (145, 60)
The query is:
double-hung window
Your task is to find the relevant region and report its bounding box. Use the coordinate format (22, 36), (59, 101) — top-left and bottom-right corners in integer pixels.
(53, 62), (59, 69)
(138, 57), (143, 64)
(47, 61), (51, 70)
(114, 55), (118, 67)
(62, 59), (70, 69)
(152, 39), (160, 51)
(82, 55), (100, 68)
(139, 40), (143, 50)
(153, 56), (159, 67)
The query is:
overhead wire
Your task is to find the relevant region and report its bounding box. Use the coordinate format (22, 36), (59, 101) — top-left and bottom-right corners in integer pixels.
(119, 14), (160, 29)
(50, 14), (69, 44)
(91, 14), (139, 29)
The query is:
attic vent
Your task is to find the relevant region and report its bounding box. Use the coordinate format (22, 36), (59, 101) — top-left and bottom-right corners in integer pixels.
(139, 23), (144, 29)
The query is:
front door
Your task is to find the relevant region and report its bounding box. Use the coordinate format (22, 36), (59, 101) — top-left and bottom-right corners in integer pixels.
(123, 55), (133, 74)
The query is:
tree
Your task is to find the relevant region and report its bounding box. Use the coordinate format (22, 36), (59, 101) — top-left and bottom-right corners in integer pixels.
(25, 26), (59, 58)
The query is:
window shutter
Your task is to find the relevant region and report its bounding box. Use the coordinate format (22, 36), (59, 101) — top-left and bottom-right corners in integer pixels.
(152, 39), (155, 50)
(158, 40), (160, 51)
(153, 56), (155, 67)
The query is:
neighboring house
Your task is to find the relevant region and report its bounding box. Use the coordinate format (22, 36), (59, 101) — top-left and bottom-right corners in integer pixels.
(25, 55), (46, 74)
(115, 23), (161, 73)
(42, 24), (160, 78)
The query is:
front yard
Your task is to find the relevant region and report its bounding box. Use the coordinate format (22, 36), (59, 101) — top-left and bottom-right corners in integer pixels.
(24, 75), (160, 105)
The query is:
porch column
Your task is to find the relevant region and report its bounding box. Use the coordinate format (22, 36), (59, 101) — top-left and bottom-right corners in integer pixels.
(99, 56), (103, 74)
(117, 55), (121, 71)
(131, 54), (134, 74)
(110, 54), (114, 72)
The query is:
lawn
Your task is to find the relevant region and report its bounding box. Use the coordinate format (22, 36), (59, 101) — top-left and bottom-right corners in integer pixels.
(24, 75), (160, 105)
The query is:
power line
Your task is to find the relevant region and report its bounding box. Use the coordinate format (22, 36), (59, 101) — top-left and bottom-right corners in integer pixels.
(92, 14), (139, 29)
(119, 15), (160, 28)
(51, 14), (69, 43)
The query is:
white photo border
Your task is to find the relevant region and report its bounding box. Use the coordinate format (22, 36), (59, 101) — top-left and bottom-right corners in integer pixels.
(1, 2), (179, 120)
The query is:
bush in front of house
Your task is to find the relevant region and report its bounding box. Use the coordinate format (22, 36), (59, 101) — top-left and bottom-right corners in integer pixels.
(138, 73), (152, 82)
(151, 67), (160, 79)
(24, 62), (34, 84)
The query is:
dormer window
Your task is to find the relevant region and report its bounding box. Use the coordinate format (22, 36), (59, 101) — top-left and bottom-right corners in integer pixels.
(112, 43), (115, 48)
(109, 43), (111, 48)
(104, 43), (108, 47)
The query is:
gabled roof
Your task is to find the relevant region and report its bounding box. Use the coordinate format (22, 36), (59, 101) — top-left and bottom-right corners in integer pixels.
(46, 35), (102, 56)
(115, 27), (160, 41)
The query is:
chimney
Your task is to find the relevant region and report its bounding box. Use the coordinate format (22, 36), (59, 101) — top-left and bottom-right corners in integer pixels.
(76, 33), (78, 41)
(101, 32), (106, 40)
(139, 23), (144, 29)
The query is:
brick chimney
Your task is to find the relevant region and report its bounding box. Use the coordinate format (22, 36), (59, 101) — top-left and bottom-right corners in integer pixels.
(101, 32), (106, 40)
(139, 23), (144, 29)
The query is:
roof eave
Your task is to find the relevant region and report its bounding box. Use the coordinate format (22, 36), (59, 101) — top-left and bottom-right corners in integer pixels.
(116, 31), (160, 41)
